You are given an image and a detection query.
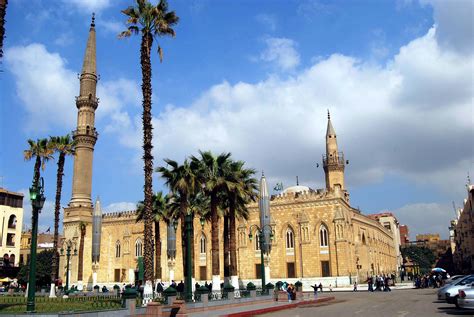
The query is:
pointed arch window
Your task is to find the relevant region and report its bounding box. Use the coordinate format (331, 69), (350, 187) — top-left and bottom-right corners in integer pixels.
(320, 225), (329, 247)
(200, 235), (206, 254)
(286, 228), (294, 249)
(115, 241), (121, 258)
(135, 239), (143, 257)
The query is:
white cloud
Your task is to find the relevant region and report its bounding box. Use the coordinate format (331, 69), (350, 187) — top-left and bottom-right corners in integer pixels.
(259, 37), (300, 71)
(115, 26), (472, 208)
(421, 0), (474, 54)
(5, 44), (141, 134)
(98, 19), (124, 34)
(65, 0), (112, 13)
(103, 202), (137, 213)
(393, 202), (453, 239)
(255, 14), (277, 31)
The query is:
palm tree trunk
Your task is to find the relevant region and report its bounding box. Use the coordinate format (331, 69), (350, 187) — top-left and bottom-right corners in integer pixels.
(229, 196), (237, 277)
(211, 192), (220, 276)
(0, 0), (8, 59)
(33, 156), (41, 187)
(51, 153), (65, 283)
(180, 200), (187, 281)
(155, 221), (161, 279)
(78, 224), (86, 281)
(223, 214), (230, 279)
(141, 33), (155, 283)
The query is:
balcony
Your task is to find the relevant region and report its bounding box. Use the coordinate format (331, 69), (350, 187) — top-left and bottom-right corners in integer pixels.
(322, 152), (345, 167)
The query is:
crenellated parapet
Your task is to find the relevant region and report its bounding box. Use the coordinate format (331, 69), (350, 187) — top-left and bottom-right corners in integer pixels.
(102, 210), (138, 220)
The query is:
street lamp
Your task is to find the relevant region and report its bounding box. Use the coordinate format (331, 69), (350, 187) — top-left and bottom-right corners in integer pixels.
(184, 212), (193, 302)
(26, 177), (46, 313)
(60, 240), (77, 293)
(248, 224), (274, 293)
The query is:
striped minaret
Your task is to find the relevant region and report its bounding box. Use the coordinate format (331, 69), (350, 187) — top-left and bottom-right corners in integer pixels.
(92, 197), (102, 263)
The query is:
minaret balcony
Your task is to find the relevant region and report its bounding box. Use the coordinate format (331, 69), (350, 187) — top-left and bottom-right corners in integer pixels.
(73, 126), (98, 138)
(75, 95), (99, 109)
(322, 152), (345, 167)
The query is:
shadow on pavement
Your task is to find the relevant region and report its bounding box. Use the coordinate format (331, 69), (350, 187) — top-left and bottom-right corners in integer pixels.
(438, 306), (474, 316)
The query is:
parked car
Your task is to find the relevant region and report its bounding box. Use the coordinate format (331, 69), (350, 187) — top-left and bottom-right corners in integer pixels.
(458, 286), (474, 310)
(438, 275), (473, 300)
(440, 275), (474, 307)
(444, 275), (465, 285)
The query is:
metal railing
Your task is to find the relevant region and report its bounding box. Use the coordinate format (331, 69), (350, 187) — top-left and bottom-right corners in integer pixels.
(0, 294), (123, 314)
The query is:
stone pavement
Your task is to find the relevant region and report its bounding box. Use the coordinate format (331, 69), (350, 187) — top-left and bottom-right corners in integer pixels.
(261, 288), (469, 317)
(186, 296), (335, 317)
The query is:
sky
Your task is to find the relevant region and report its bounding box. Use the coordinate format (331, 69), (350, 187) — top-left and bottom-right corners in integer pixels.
(1, 0), (473, 239)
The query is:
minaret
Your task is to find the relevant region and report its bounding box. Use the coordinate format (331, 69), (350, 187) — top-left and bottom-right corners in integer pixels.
(323, 111), (346, 190)
(68, 13), (98, 211)
(61, 14), (98, 291)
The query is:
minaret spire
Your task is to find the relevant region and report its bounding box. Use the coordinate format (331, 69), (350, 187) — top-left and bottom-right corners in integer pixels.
(323, 111), (346, 191)
(259, 173), (271, 254)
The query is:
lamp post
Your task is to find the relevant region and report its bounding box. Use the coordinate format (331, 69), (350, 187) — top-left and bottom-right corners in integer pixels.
(26, 177), (46, 313)
(248, 224), (273, 293)
(60, 241), (77, 293)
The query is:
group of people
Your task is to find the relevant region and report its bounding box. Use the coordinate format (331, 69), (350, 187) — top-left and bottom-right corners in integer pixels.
(414, 274), (443, 289)
(366, 275), (393, 292)
(281, 282), (297, 302)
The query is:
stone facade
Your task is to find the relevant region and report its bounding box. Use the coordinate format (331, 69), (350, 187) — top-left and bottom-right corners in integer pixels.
(452, 184), (474, 274)
(0, 188), (24, 267)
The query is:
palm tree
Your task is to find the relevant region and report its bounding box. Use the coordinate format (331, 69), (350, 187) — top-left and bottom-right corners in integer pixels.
(23, 138), (53, 189)
(49, 135), (75, 291)
(157, 159), (197, 280)
(190, 151), (236, 289)
(77, 222), (87, 282)
(137, 191), (170, 279)
(120, 0), (179, 282)
(0, 0), (7, 59)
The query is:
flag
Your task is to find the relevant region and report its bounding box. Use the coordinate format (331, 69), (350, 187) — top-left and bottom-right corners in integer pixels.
(46, 227), (51, 233)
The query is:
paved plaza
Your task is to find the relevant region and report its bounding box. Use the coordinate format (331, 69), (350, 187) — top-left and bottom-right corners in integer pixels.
(262, 288), (474, 317)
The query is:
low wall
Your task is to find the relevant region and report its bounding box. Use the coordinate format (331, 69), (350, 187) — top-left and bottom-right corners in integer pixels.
(239, 276), (353, 291)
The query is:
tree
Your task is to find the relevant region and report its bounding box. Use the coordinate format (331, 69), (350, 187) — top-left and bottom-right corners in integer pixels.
(401, 245), (436, 274)
(49, 135), (75, 287)
(157, 159), (198, 279)
(77, 222), (86, 281)
(23, 138), (53, 189)
(190, 151), (236, 286)
(120, 0), (179, 283)
(0, 0), (7, 59)
(17, 249), (55, 289)
(137, 191), (170, 278)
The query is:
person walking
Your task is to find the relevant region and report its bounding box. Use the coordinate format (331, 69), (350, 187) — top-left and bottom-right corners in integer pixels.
(287, 284), (294, 302)
(353, 281), (358, 292)
(310, 283), (318, 299)
(367, 276), (374, 292)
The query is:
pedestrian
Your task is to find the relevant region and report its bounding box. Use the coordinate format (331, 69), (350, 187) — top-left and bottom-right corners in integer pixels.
(287, 284), (294, 302)
(310, 283), (318, 299)
(177, 280), (184, 293)
(318, 282), (323, 292)
(353, 281), (358, 292)
(367, 276), (374, 292)
(329, 284), (333, 292)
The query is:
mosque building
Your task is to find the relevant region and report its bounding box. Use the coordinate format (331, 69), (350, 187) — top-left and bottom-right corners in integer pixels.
(59, 18), (398, 291)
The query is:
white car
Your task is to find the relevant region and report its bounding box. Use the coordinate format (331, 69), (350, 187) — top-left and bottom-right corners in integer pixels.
(458, 286), (474, 310)
(444, 275), (465, 285)
(437, 275), (474, 301)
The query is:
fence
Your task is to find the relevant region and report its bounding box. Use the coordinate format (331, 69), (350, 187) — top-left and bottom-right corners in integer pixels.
(0, 294), (123, 314)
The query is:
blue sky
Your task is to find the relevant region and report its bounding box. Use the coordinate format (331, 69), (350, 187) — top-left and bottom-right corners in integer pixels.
(1, 0), (473, 239)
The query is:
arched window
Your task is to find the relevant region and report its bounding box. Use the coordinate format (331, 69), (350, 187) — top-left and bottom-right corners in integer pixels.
(200, 235), (206, 254)
(7, 215), (16, 229)
(115, 241), (121, 258)
(286, 228), (294, 249)
(135, 239), (142, 257)
(320, 225), (328, 247)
